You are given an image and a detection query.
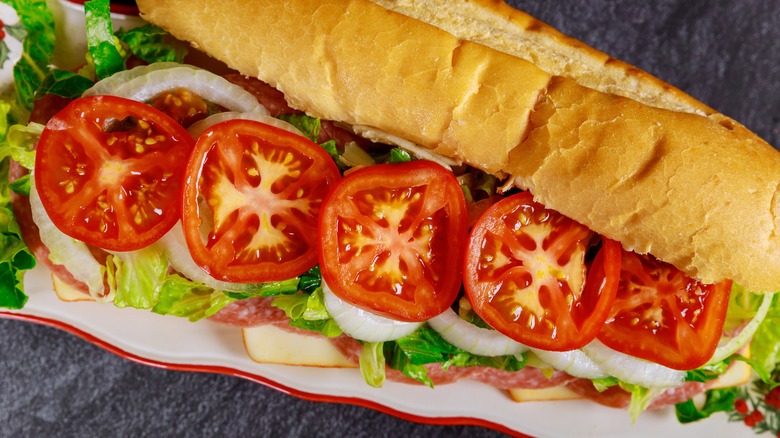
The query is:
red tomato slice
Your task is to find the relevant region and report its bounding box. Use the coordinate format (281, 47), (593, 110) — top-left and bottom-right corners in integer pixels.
(319, 161), (468, 322)
(182, 119), (340, 283)
(35, 95), (194, 252)
(148, 88), (211, 128)
(598, 249), (731, 370)
(464, 192), (621, 351)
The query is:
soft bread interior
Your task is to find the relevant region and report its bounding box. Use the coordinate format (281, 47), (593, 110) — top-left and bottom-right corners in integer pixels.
(135, 0), (780, 291)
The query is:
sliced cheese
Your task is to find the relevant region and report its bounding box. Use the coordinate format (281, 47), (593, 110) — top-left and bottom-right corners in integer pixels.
(242, 325), (357, 368)
(508, 385), (582, 403)
(52, 274), (95, 302)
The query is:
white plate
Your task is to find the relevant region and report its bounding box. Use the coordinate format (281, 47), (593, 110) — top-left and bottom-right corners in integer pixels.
(0, 265), (754, 438)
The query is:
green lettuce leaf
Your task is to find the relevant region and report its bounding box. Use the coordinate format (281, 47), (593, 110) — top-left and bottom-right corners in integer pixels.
(6, 0), (56, 122)
(152, 275), (236, 322)
(675, 387), (737, 423)
(110, 246), (168, 309)
(223, 278), (300, 300)
(0, 122), (41, 171)
(0, 206), (34, 309)
(272, 286), (343, 338)
(388, 147), (413, 163)
(277, 113), (320, 142)
(116, 24), (187, 64)
(619, 382), (665, 423)
(750, 293), (780, 380)
(84, 0), (125, 80)
(37, 69), (95, 99)
(0, 103), (33, 309)
(686, 360), (731, 383)
(381, 327), (526, 388)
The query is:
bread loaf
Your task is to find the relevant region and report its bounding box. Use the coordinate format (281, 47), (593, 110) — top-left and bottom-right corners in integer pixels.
(136, 0), (780, 291)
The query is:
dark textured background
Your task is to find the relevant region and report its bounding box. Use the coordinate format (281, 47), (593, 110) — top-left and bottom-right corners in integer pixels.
(1, 1), (778, 437)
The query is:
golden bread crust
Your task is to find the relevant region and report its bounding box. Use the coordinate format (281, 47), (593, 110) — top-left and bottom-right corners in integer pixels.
(371, 0), (713, 115)
(509, 77), (780, 289)
(137, 0), (780, 290)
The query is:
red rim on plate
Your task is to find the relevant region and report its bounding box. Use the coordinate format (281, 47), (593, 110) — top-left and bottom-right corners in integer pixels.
(0, 310), (533, 438)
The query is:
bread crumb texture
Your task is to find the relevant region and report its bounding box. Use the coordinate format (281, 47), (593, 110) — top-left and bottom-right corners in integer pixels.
(137, 0), (780, 290)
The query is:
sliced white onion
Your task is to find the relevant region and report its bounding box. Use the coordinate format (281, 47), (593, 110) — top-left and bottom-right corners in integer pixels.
(708, 290), (774, 364)
(530, 348), (608, 379)
(82, 62), (182, 96)
(29, 177), (109, 302)
(187, 111), (304, 139)
(428, 307), (528, 356)
(322, 281), (423, 342)
(581, 340), (686, 388)
(83, 64), (268, 115)
(156, 222), (265, 293)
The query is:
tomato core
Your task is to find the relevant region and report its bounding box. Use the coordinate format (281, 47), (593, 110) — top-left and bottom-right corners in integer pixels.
(319, 161), (468, 322)
(182, 119), (340, 283)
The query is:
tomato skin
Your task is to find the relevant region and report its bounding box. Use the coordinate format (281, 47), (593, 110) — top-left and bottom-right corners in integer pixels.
(182, 119), (340, 283)
(319, 161), (468, 322)
(35, 95), (194, 252)
(597, 249), (731, 370)
(463, 192), (621, 351)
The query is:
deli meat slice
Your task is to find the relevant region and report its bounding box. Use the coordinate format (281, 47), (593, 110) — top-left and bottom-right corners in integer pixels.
(330, 328), (576, 389)
(213, 297), (576, 389)
(223, 73), (368, 148)
(208, 296), (289, 327)
(565, 378), (709, 409)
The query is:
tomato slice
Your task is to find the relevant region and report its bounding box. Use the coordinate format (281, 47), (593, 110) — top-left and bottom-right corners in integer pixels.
(182, 119), (340, 283)
(598, 249), (731, 370)
(319, 161), (468, 322)
(35, 95), (194, 252)
(149, 88), (211, 128)
(463, 192), (621, 351)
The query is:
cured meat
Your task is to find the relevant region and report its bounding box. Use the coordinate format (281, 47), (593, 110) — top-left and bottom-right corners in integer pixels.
(329, 328), (575, 389)
(223, 73), (297, 117)
(564, 378), (709, 409)
(208, 296), (288, 327)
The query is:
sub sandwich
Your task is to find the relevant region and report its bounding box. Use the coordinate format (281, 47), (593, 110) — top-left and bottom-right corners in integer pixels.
(1, 0), (779, 427)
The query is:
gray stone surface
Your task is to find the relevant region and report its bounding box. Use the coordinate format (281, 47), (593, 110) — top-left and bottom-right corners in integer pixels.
(1, 1), (777, 437)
